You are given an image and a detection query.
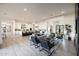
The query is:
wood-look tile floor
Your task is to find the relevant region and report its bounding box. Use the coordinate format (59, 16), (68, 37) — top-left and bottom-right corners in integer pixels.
(0, 35), (77, 56)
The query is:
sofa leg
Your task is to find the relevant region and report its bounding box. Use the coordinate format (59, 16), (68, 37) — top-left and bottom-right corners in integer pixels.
(48, 53), (52, 56)
(48, 49), (56, 56)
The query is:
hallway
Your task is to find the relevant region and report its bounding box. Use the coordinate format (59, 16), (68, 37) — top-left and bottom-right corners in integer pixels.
(0, 35), (76, 56)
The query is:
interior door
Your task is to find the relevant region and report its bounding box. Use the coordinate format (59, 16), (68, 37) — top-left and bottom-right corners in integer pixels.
(56, 25), (60, 34)
(56, 25), (64, 34)
(60, 25), (64, 34)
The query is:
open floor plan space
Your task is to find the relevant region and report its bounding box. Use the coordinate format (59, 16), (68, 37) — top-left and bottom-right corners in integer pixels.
(0, 3), (79, 56)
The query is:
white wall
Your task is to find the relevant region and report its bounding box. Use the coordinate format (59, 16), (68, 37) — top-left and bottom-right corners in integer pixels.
(37, 13), (75, 40)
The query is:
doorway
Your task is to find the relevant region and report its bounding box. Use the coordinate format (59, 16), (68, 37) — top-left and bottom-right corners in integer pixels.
(56, 25), (64, 34)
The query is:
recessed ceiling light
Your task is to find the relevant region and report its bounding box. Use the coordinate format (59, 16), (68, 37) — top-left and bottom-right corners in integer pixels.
(24, 8), (27, 11)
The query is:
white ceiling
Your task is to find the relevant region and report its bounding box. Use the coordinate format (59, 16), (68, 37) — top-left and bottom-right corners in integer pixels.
(0, 3), (75, 23)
